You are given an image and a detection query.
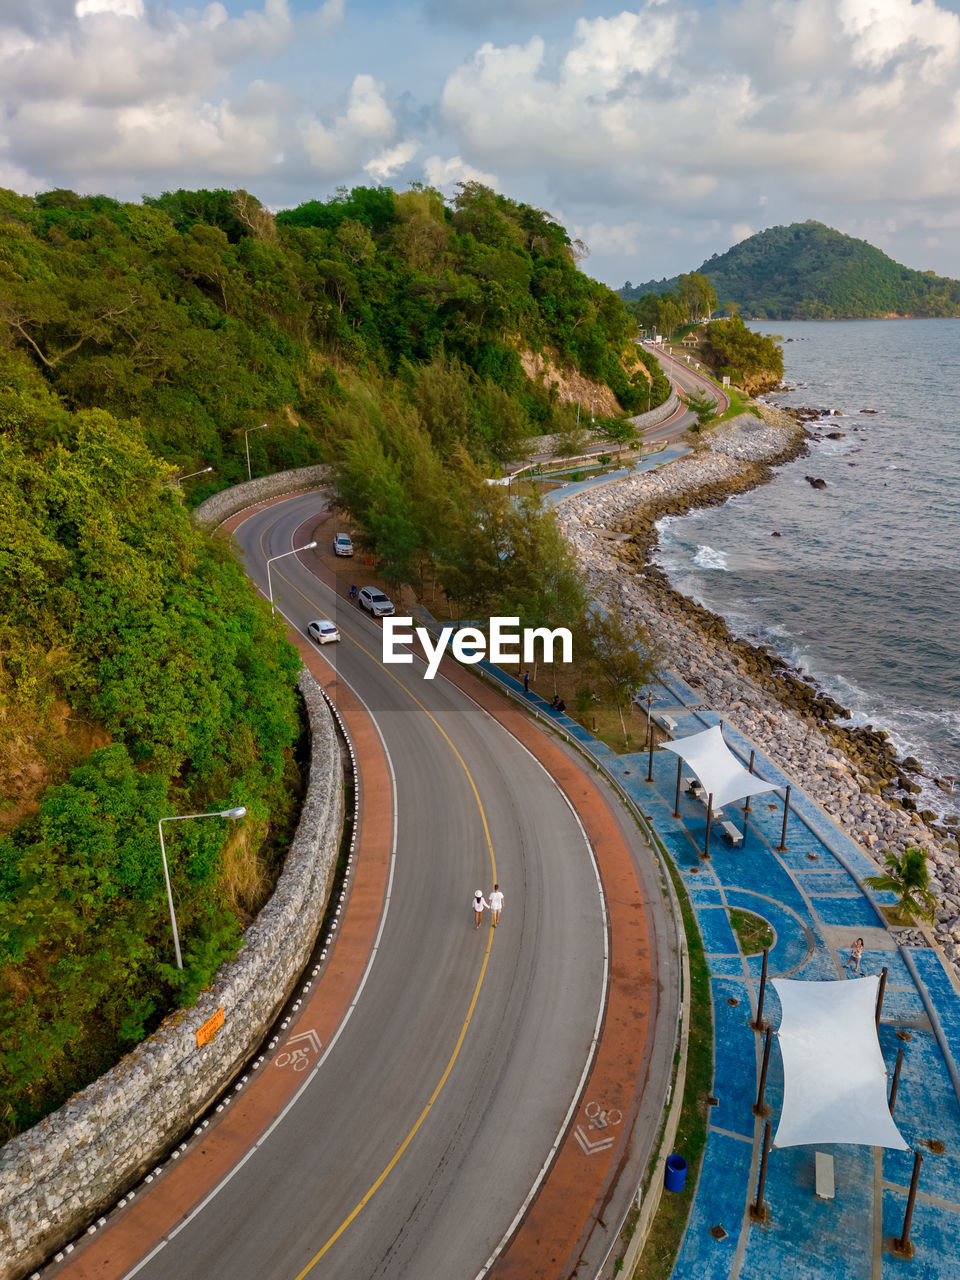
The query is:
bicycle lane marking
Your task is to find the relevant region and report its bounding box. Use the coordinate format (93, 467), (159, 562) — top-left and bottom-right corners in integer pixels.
(56, 637), (395, 1280)
(433, 660), (660, 1280)
(263, 506), (662, 1278)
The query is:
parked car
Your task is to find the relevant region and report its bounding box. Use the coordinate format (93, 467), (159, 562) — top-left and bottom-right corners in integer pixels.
(333, 532), (354, 556)
(306, 618), (341, 644)
(358, 587), (395, 617)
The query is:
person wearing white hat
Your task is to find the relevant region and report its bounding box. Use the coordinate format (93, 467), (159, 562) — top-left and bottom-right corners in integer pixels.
(473, 889), (489, 929)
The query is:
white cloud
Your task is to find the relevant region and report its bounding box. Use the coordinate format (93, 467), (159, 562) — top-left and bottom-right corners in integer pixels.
(423, 153), (500, 191)
(729, 221), (754, 245)
(0, 0), (373, 188)
(365, 140), (419, 182)
(75, 0), (144, 16)
(300, 74), (397, 174)
(440, 0), (960, 214)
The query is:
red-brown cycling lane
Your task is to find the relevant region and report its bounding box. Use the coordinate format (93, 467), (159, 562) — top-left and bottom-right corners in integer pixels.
(55, 635), (392, 1280)
(434, 658), (660, 1279)
(54, 492), (660, 1280)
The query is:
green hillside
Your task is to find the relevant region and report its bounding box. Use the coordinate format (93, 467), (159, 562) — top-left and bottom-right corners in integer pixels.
(620, 221), (960, 319)
(0, 183), (650, 1134)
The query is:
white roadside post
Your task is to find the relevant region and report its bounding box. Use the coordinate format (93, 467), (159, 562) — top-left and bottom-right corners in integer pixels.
(157, 807), (247, 968)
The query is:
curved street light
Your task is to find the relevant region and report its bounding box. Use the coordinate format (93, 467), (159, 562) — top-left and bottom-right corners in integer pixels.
(266, 541), (318, 613)
(175, 465), (214, 489)
(157, 806), (247, 969)
(245, 423), (269, 482)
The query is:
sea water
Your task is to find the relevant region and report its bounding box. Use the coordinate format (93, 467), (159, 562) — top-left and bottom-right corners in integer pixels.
(653, 318), (960, 816)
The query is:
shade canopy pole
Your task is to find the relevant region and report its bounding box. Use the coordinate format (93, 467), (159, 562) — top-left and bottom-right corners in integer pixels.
(674, 756), (683, 817)
(777, 785), (791, 852)
(703, 794), (713, 859)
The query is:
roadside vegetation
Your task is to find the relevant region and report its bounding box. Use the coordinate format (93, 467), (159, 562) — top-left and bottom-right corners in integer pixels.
(0, 181), (665, 1136)
(865, 846), (937, 924)
(0, 374), (302, 1136)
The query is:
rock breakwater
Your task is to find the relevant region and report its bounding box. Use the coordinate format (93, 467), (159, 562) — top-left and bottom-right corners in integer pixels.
(556, 406), (960, 973)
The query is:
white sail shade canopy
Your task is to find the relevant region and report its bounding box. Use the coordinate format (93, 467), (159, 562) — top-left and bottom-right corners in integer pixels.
(772, 977), (909, 1150)
(659, 724), (779, 809)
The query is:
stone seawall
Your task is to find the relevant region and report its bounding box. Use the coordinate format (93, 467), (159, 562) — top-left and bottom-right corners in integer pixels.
(0, 672), (343, 1279)
(193, 465), (329, 527)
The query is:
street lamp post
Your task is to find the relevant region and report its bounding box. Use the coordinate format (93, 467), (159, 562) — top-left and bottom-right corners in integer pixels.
(266, 541), (318, 613)
(245, 423), (269, 482)
(157, 806), (247, 968)
(176, 466), (214, 489)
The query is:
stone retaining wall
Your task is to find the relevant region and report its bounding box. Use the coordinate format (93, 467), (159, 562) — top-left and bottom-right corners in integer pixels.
(627, 389), (681, 429)
(0, 671), (343, 1280)
(193, 465), (329, 527)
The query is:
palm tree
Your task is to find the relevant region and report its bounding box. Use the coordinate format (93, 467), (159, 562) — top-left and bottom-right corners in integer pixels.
(864, 846), (937, 925)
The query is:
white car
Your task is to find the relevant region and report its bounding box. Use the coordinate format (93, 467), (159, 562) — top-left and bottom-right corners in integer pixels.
(333, 532), (353, 556)
(306, 619), (341, 644)
(358, 587), (395, 617)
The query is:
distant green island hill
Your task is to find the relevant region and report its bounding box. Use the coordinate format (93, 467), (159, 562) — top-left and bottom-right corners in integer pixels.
(620, 221), (960, 320)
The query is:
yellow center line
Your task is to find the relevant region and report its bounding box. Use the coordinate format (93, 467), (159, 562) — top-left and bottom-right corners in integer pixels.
(253, 529), (498, 1275)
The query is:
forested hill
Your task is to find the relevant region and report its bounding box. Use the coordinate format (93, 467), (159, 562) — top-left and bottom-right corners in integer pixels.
(0, 182), (653, 1136)
(0, 182), (649, 482)
(619, 221), (960, 319)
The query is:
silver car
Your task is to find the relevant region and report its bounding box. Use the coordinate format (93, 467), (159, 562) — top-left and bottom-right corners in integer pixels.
(306, 619), (341, 644)
(333, 532), (353, 556)
(358, 587), (395, 617)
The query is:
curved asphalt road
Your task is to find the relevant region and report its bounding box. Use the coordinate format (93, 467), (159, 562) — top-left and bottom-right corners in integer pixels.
(130, 492), (608, 1280)
(48, 487), (676, 1280)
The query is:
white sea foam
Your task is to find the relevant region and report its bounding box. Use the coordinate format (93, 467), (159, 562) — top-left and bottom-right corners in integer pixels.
(692, 544), (728, 570)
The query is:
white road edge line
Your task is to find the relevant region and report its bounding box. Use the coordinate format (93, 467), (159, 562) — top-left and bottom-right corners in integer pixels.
(121, 623), (400, 1280)
(452, 693), (610, 1280)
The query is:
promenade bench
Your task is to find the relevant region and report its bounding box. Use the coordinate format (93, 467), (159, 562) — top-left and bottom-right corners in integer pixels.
(814, 1151), (835, 1199)
(720, 820), (743, 846)
(657, 713), (678, 734)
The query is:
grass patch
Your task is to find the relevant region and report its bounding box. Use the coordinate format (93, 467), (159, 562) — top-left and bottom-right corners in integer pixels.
(729, 908), (774, 955)
(629, 855), (714, 1280)
(717, 385), (761, 422)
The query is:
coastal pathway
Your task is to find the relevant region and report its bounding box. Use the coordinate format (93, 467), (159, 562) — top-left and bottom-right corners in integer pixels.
(479, 664), (960, 1280)
(511, 452), (960, 1279)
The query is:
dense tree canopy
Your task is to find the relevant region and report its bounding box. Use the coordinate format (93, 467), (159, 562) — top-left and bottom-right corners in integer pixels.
(0, 181), (658, 1135)
(0, 367), (301, 1133)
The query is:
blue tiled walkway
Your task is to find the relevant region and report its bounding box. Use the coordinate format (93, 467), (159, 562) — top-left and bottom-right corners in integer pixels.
(614, 673), (960, 1279)
(535, 442), (960, 1277)
(493, 655), (960, 1276)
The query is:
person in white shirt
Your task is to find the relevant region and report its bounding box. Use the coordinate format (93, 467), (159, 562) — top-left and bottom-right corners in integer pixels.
(473, 889), (489, 929)
(489, 884), (504, 927)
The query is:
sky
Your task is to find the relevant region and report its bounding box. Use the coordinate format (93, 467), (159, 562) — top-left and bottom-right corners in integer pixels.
(3, 0), (960, 287)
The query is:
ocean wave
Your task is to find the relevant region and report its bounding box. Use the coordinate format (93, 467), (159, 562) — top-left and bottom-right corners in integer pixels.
(692, 544), (728, 570)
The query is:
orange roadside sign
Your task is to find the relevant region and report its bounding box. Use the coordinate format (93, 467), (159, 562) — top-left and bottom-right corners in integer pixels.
(196, 1007), (225, 1049)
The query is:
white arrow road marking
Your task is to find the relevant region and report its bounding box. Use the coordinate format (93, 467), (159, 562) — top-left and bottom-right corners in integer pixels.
(574, 1126), (617, 1156)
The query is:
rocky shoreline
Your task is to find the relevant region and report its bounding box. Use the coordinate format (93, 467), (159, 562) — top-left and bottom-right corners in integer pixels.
(556, 405), (960, 969)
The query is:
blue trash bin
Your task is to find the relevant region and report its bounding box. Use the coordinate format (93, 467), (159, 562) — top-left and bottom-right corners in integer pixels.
(664, 1154), (687, 1192)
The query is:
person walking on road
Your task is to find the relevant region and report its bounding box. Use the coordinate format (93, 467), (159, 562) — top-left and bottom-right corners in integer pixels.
(489, 884), (504, 928)
(473, 889), (489, 929)
(523, 671), (530, 694)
